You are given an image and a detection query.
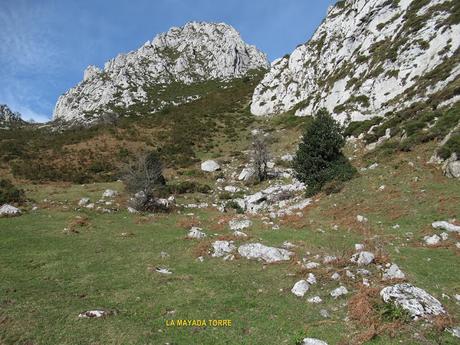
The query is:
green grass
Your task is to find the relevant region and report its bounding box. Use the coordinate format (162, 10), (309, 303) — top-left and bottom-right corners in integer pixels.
(1, 139), (460, 344)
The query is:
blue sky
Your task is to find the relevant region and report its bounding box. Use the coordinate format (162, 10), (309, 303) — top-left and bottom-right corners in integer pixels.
(0, 0), (336, 122)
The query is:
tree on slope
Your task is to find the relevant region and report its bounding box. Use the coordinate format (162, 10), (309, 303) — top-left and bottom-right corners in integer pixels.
(293, 108), (356, 196)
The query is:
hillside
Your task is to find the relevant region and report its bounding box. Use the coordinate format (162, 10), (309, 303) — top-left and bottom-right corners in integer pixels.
(251, 0), (460, 122)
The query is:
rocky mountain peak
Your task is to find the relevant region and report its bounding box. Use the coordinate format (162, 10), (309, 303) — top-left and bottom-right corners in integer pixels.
(53, 21), (269, 124)
(251, 0), (460, 122)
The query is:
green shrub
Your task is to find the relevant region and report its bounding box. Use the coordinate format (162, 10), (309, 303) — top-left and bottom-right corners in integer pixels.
(0, 179), (25, 204)
(438, 132), (460, 159)
(293, 109), (356, 197)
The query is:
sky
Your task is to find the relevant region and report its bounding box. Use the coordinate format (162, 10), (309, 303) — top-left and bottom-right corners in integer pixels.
(0, 0), (336, 123)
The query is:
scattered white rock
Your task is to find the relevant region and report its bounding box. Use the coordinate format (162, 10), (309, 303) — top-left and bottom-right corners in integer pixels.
(201, 160), (220, 172)
(211, 241), (236, 257)
(382, 264), (406, 280)
(378, 185), (385, 191)
(78, 198), (90, 206)
(346, 270), (355, 279)
(155, 267), (172, 274)
(330, 286), (348, 299)
(187, 227), (207, 239)
(331, 272), (340, 280)
(291, 280), (309, 297)
(224, 185), (240, 193)
(306, 273), (317, 285)
(432, 221), (460, 233)
(86, 203), (95, 209)
(368, 163), (379, 170)
(424, 234), (441, 246)
(301, 338), (328, 345)
(281, 154), (294, 162)
(351, 251), (375, 266)
(238, 243), (293, 263)
(232, 230), (247, 237)
(354, 243), (364, 251)
(0, 204), (21, 217)
(440, 232), (449, 241)
(78, 310), (111, 318)
(455, 294), (460, 302)
(448, 327), (460, 338)
(380, 283), (446, 319)
(127, 207), (138, 214)
(229, 219), (252, 231)
(282, 241), (296, 249)
(102, 189), (118, 198)
(307, 296), (322, 304)
(304, 262), (320, 269)
(238, 167), (255, 181)
(356, 215), (368, 223)
(323, 255), (337, 264)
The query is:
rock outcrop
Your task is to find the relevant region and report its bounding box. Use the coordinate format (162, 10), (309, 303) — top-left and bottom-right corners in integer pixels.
(0, 105), (25, 127)
(53, 22), (269, 124)
(251, 0), (460, 122)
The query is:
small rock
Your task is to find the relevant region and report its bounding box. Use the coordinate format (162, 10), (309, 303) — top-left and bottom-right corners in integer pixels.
(160, 251), (169, 259)
(201, 160), (220, 172)
(307, 296), (322, 304)
(306, 273), (317, 285)
(224, 185), (240, 193)
(229, 219), (252, 231)
(233, 230), (248, 237)
(440, 232), (449, 241)
(382, 264), (405, 280)
(319, 309), (330, 318)
(323, 255), (337, 264)
(378, 185), (385, 191)
(330, 286), (348, 298)
(351, 251), (375, 266)
(155, 267), (172, 274)
(424, 234), (441, 246)
(102, 189), (118, 198)
(291, 280), (309, 297)
(354, 243), (364, 251)
(0, 204), (21, 217)
(357, 215), (368, 223)
(448, 327), (460, 338)
(346, 270), (355, 279)
(331, 272), (340, 280)
(211, 241), (236, 257)
(127, 207), (138, 214)
(301, 338), (328, 345)
(78, 310), (112, 318)
(78, 198), (90, 206)
(187, 227), (207, 239)
(304, 262), (320, 269)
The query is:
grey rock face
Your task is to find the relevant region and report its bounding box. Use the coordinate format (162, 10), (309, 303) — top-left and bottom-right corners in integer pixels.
(53, 22), (269, 123)
(251, 0), (460, 122)
(238, 243), (293, 263)
(380, 283), (446, 320)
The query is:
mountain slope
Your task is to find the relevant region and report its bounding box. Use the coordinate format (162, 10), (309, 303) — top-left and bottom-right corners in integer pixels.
(53, 22), (269, 124)
(251, 0), (460, 122)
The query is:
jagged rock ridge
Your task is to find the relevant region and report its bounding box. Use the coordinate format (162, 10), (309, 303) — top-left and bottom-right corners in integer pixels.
(53, 22), (269, 123)
(251, 0), (460, 122)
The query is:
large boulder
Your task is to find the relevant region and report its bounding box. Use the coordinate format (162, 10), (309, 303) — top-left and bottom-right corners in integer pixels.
(380, 283), (446, 320)
(0, 204), (21, 217)
(238, 243), (293, 263)
(201, 160), (220, 172)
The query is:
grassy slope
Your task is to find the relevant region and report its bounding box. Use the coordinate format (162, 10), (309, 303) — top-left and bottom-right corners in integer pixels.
(1, 139), (459, 345)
